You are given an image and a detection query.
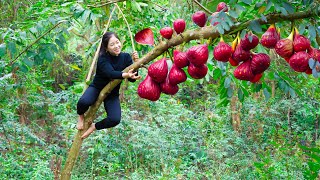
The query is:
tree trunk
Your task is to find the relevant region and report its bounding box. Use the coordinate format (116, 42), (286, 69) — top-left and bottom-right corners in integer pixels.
(60, 8), (319, 179)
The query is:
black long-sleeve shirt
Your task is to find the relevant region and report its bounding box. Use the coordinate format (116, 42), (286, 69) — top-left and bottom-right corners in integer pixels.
(90, 52), (136, 96)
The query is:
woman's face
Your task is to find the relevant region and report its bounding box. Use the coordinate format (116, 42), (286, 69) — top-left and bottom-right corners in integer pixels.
(107, 36), (122, 56)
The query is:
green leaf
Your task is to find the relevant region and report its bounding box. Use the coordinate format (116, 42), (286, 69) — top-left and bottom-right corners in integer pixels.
(308, 25), (316, 40)
(238, 88), (244, 102)
(227, 87), (233, 98)
(289, 88), (296, 98)
(55, 39), (64, 49)
(282, 2), (295, 14)
(298, 24), (306, 35)
(263, 88), (271, 100)
(279, 7), (288, 16)
(19, 63), (29, 73)
(33, 55), (43, 65)
(7, 41), (16, 58)
(312, 68), (319, 78)
(266, 0), (273, 11)
(224, 76), (231, 88)
(260, 14), (267, 22)
(249, 20), (262, 33)
(241, 0), (252, 5)
(217, 24), (225, 34)
(228, 10), (239, 18)
(23, 57), (34, 68)
(309, 58), (316, 69)
(213, 69), (222, 80)
(81, 10), (91, 23)
(0, 43), (6, 57)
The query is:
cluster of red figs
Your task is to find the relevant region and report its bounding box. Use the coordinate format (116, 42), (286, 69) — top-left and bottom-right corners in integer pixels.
(137, 44), (209, 101)
(135, 2), (320, 101)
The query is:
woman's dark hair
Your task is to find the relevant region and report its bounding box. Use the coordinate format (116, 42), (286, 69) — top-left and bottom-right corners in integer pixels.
(99, 32), (120, 56)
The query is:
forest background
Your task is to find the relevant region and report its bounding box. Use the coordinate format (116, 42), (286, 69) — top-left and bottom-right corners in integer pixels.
(0, 0), (319, 179)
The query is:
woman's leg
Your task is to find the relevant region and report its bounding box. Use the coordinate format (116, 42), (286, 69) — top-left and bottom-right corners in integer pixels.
(76, 86), (100, 130)
(81, 95), (121, 139)
(96, 95), (121, 129)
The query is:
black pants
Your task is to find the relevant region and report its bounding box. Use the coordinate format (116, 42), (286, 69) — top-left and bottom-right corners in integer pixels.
(76, 86), (121, 130)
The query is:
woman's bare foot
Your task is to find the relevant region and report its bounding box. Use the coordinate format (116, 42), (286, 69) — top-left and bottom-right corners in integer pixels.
(81, 123), (96, 139)
(77, 115), (84, 130)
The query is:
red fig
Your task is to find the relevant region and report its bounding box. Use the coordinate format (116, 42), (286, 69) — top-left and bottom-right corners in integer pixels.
(160, 27), (173, 39)
(261, 24), (280, 49)
(192, 11), (207, 27)
(275, 29), (294, 58)
(289, 51), (310, 72)
(250, 73), (263, 83)
(134, 28), (154, 45)
(187, 63), (208, 79)
(173, 19), (186, 34)
(173, 50), (189, 68)
(250, 53), (271, 74)
(168, 65), (187, 84)
(214, 37), (232, 62)
(293, 28), (311, 52)
(148, 58), (168, 83)
(305, 68), (312, 75)
(187, 44), (209, 66)
(233, 41), (251, 63)
(308, 47), (320, 62)
(137, 75), (161, 101)
(233, 60), (254, 81)
(240, 32), (259, 51)
(160, 77), (179, 95)
(216, 2), (228, 12)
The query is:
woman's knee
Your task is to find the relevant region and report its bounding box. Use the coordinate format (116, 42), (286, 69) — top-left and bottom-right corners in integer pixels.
(109, 115), (121, 127)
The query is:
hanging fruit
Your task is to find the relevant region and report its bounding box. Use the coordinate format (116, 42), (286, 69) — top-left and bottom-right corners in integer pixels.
(168, 65), (187, 85)
(148, 58), (168, 83)
(275, 28), (294, 59)
(160, 77), (179, 95)
(187, 63), (208, 79)
(261, 24), (280, 49)
(137, 75), (161, 101)
(250, 53), (271, 74)
(293, 28), (311, 52)
(240, 32), (259, 51)
(289, 51), (310, 72)
(160, 27), (174, 39)
(233, 60), (255, 81)
(192, 11), (208, 27)
(173, 19), (186, 34)
(216, 2), (228, 12)
(214, 37), (232, 62)
(134, 28), (154, 45)
(187, 44), (209, 66)
(173, 50), (189, 68)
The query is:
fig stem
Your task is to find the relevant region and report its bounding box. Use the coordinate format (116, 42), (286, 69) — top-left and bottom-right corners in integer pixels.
(167, 50), (174, 63)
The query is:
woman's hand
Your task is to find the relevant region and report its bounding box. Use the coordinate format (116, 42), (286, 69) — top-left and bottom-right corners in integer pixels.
(123, 69), (141, 79)
(132, 51), (139, 62)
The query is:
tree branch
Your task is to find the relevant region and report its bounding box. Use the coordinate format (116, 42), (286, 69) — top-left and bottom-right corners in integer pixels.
(193, 0), (213, 14)
(87, 0), (126, 8)
(60, 6), (319, 180)
(10, 20), (67, 66)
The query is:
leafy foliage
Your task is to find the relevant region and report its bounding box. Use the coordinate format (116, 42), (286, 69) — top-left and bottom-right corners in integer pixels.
(0, 0), (319, 179)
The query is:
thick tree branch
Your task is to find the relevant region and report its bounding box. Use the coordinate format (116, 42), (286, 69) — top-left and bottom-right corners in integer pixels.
(60, 6), (319, 180)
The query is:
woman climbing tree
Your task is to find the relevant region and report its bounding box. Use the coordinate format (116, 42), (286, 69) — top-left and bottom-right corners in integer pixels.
(76, 32), (141, 139)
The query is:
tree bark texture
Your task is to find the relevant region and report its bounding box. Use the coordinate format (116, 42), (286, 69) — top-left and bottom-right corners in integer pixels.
(60, 7), (320, 180)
